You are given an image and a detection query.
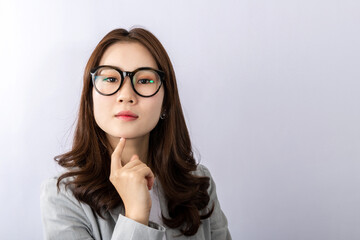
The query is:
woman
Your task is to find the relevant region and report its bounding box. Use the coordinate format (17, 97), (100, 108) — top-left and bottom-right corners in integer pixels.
(41, 27), (231, 240)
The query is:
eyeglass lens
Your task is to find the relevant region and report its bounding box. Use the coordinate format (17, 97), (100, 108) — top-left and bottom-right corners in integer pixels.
(93, 66), (162, 96)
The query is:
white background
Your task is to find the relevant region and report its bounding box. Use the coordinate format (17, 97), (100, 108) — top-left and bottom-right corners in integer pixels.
(1, 0), (360, 239)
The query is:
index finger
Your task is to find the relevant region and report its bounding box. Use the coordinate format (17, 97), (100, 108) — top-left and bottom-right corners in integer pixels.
(111, 137), (126, 170)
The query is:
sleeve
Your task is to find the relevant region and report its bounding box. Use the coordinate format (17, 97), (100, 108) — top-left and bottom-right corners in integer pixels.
(40, 178), (165, 240)
(198, 164), (232, 240)
(112, 215), (165, 240)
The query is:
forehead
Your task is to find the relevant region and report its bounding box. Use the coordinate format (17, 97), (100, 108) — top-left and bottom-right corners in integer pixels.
(99, 41), (158, 71)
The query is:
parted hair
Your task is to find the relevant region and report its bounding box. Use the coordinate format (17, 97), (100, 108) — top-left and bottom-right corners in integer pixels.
(55, 28), (213, 236)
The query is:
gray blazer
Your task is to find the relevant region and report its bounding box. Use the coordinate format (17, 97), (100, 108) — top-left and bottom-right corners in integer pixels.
(40, 164), (231, 240)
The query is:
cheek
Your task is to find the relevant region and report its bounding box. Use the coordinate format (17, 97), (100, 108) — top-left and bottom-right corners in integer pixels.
(92, 89), (112, 123)
(151, 90), (164, 116)
(142, 93), (164, 124)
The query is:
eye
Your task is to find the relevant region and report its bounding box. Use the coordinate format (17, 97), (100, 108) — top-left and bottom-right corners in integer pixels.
(137, 78), (154, 84)
(103, 77), (118, 83)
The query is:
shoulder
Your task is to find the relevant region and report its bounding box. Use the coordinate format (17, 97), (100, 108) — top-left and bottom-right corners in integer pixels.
(41, 176), (76, 202)
(41, 177), (62, 200)
(192, 163), (213, 178)
(41, 176), (66, 192)
(192, 164), (217, 196)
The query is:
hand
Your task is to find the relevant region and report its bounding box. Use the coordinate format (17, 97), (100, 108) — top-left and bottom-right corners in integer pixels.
(109, 138), (155, 226)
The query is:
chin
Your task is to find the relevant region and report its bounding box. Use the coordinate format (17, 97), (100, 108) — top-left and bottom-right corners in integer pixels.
(106, 131), (150, 140)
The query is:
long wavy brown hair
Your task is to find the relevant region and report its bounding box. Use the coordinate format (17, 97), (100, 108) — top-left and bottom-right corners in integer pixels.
(56, 28), (213, 236)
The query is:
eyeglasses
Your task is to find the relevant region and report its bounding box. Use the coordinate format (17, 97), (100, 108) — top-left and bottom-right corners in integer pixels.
(90, 65), (165, 97)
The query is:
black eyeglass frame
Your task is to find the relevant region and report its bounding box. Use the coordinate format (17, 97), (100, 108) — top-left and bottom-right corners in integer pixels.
(90, 65), (165, 97)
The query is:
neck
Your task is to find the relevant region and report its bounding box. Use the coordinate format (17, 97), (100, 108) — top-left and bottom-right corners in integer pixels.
(107, 134), (150, 165)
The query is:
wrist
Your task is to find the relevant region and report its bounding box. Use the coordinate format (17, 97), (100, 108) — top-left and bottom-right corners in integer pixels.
(125, 209), (150, 226)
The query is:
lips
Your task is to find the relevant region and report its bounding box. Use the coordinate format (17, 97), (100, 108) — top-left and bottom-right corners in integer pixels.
(115, 111), (139, 121)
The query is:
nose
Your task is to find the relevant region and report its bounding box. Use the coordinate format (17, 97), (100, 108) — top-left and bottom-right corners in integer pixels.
(116, 77), (137, 104)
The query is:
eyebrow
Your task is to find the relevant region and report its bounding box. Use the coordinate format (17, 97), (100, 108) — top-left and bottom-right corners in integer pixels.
(97, 65), (159, 72)
(99, 64), (124, 71)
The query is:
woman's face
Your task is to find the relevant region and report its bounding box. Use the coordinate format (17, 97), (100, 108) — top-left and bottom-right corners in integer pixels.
(92, 41), (164, 144)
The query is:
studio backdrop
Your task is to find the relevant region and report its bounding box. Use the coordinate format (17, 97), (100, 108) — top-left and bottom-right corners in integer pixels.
(0, 0), (359, 239)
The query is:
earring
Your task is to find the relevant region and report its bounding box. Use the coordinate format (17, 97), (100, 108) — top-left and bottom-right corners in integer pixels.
(160, 110), (166, 120)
